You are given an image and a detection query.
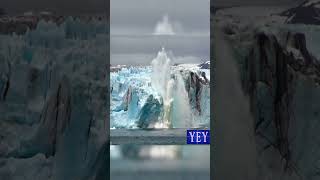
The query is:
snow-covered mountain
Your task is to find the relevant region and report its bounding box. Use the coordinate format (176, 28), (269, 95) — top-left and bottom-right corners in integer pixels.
(198, 61), (210, 69)
(280, 0), (320, 24)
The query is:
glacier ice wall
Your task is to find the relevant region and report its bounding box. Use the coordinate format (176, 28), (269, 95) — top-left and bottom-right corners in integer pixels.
(215, 17), (320, 179)
(0, 18), (108, 180)
(110, 48), (210, 129)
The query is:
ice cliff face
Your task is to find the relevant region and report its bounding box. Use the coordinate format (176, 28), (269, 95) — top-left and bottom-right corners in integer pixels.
(0, 18), (108, 180)
(110, 61), (210, 129)
(216, 13), (320, 178)
(241, 30), (320, 179)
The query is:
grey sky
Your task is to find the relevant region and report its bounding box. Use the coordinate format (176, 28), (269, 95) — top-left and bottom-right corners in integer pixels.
(111, 0), (210, 65)
(0, 0), (108, 15)
(111, 0), (210, 35)
(0, 0), (302, 15)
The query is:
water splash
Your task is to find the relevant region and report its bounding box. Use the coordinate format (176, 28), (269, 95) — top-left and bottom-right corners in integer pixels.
(151, 47), (172, 127)
(153, 15), (175, 35)
(151, 47), (192, 128)
(171, 73), (193, 127)
(151, 47), (171, 98)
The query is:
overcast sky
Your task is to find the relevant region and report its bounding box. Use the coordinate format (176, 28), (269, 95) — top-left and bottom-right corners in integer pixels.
(0, 0), (108, 15)
(111, 0), (210, 65)
(0, 0), (302, 14)
(1, 0), (301, 65)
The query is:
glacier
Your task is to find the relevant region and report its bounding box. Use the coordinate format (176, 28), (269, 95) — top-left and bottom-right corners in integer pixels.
(111, 48), (210, 129)
(0, 17), (108, 180)
(213, 4), (320, 180)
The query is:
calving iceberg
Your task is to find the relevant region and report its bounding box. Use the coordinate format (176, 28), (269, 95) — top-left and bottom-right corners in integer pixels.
(111, 48), (210, 129)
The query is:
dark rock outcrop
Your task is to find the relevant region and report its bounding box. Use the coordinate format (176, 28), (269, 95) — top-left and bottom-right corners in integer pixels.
(186, 71), (209, 115)
(279, 0), (320, 25)
(198, 61), (210, 69)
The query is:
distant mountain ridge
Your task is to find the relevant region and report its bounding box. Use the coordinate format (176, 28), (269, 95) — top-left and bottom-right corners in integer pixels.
(198, 61), (210, 69)
(280, 0), (320, 25)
